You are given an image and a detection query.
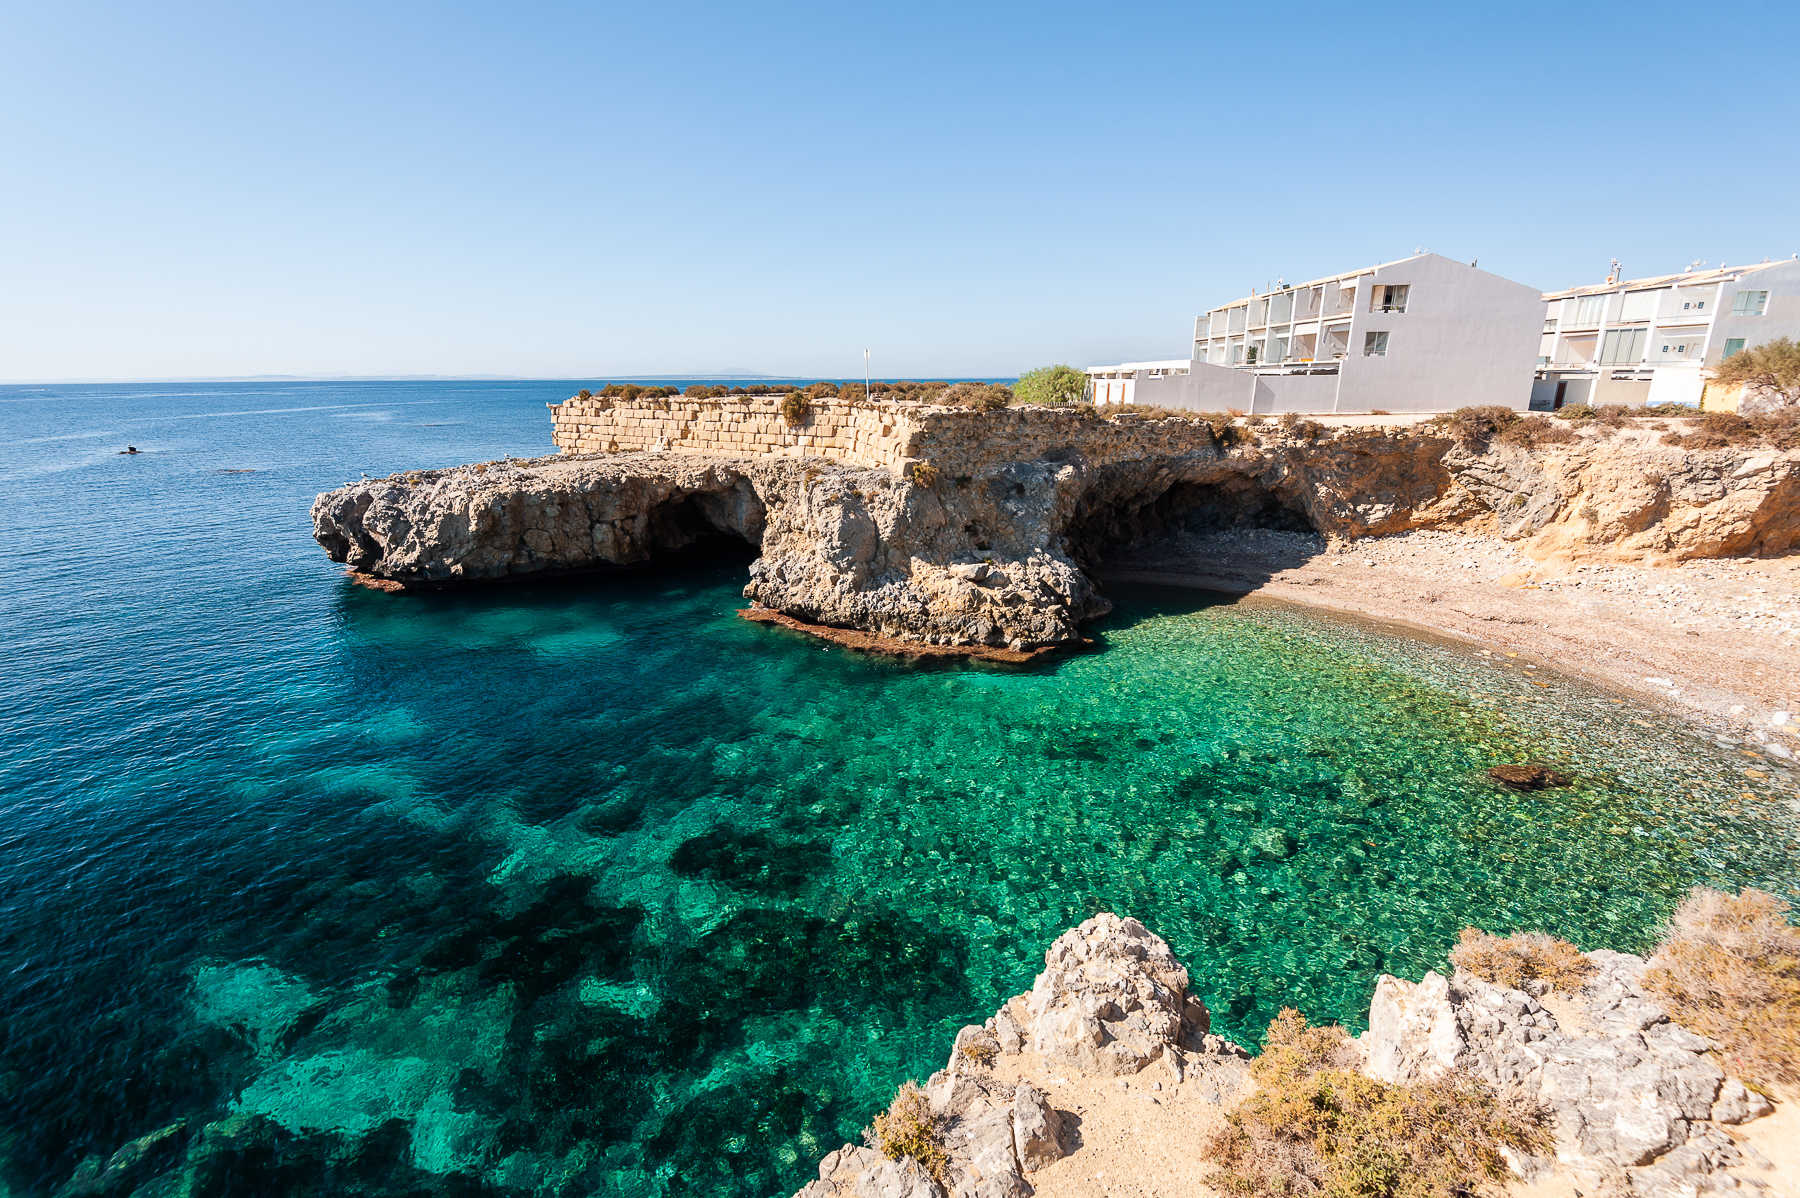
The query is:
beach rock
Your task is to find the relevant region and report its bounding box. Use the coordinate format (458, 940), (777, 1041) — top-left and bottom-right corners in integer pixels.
(1010, 1083), (1065, 1171)
(796, 1145), (942, 1198)
(1021, 914), (1194, 1076)
(1362, 949), (1771, 1193)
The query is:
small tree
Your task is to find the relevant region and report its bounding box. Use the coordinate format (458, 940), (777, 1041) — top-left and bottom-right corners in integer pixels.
(1712, 337), (1800, 410)
(1013, 364), (1089, 406)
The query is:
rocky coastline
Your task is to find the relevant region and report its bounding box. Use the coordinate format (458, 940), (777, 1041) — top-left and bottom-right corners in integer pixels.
(795, 914), (1789, 1198)
(312, 403), (1800, 660)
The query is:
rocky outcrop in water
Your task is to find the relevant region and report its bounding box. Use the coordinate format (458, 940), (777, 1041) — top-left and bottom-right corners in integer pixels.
(311, 409), (1800, 654)
(794, 915), (1251, 1198)
(792, 915), (1778, 1198)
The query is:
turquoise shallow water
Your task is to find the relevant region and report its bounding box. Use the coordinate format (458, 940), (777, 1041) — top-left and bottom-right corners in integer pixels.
(1, 382), (1796, 1198)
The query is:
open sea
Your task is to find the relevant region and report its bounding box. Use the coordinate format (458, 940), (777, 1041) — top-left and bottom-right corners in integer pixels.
(1, 380), (1795, 1197)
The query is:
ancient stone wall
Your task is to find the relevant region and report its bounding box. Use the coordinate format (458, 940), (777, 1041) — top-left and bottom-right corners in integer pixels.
(548, 395), (927, 469)
(548, 394), (1235, 476)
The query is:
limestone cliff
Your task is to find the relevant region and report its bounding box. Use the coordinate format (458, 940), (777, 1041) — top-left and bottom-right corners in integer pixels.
(791, 915), (1779, 1198)
(312, 407), (1800, 654)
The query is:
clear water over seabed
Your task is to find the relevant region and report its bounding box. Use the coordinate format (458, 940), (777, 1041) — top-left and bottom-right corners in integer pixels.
(1, 381), (1795, 1198)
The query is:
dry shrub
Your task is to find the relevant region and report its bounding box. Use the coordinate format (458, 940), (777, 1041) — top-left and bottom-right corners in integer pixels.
(866, 1082), (948, 1185)
(907, 460), (941, 487)
(1496, 415), (1578, 448)
(781, 391), (811, 427)
(1450, 929), (1594, 993)
(1206, 1009), (1549, 1198)
(938, 381), (1013, 411)
(1643, 887), (1800, 1093)
(1432, 405), (1520, 446)
(958, 1038), (998, 1068)
(1279, 413), (1327, 439)
(1663, 409), (1800, 451)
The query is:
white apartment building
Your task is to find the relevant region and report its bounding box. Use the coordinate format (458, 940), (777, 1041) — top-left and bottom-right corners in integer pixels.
(1084, 359), (1190, 406)
(1534, 259), (1800, 410)
(1087, 253), (1542, 414)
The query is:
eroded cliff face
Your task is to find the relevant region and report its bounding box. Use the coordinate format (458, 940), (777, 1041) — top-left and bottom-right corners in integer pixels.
(791, 915), (1778, 1198)
(310, 414), (1800, 652)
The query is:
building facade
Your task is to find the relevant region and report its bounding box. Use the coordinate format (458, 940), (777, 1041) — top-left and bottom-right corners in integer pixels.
(1083, 359), (1190, 407)
(1533, 259), (1800, 410)
(1086, 253), (1543, 414)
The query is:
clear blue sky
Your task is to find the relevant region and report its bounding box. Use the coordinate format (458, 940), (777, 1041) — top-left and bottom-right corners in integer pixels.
(4, 1), (1798, 382)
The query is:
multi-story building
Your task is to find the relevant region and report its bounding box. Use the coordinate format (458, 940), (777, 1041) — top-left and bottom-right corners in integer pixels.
(1534, 259), (1800, 410)
(1083, 359), (1190, 406)
(1086, 252), (1542, 414)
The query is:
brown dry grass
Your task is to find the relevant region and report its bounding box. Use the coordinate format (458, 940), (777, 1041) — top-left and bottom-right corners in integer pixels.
(866, 1081), (949, 1185)
(1643, 887), (1800, 1094)
(1450, 929), (1594, 993)
(1206, 1010), (1549, 1198)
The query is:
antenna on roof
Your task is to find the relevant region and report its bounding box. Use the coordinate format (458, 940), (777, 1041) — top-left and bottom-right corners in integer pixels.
(1606, 258), (1621, 285)
(1686, 258), (1704, 272)
(1470, 258), (1478, 268)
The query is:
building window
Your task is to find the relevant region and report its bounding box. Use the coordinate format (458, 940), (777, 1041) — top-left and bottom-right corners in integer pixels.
(1363, 331), (1390, 357)
(1371, 284), (1409, 313)
(1722, 337), (1747, 358)
(1565, 295), (1605, 324)
(1731, 290), (1769, 316)
(1696, 300), (1705, 309)
(1599, 327), (1647, 365)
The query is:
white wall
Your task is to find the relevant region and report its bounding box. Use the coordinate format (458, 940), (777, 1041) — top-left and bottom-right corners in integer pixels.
(1335, 253), (1542, 412)
(1707, 261), (1800, 366)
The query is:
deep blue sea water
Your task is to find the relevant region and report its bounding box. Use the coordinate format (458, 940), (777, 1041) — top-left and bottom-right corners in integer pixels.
(1, 380), (1795, 1198)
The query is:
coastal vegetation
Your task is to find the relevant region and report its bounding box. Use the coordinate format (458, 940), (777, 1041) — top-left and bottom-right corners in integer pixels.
(1449, 929), (1595, 992)
(1205, 1008), (1550, 1198)
(1644, 887), (1800, 1092)
(781, 391), (811, 426)
(866, 1082), (948, 1185)
(1012, 363), (1089, 406)
(1712, 336), (1800, 408)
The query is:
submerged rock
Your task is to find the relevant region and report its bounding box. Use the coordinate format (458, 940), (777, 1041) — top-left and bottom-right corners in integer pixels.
(1488, 763), (1574, 789)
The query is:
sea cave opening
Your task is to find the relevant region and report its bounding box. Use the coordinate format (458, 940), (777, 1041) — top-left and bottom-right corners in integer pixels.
(634, 490), (763, 570)
(1062, 472), (1323, 589)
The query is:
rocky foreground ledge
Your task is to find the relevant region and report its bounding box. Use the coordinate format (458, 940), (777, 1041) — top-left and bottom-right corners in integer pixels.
(795, 913), (1788, 1198)
(311, 406), (1800, 657)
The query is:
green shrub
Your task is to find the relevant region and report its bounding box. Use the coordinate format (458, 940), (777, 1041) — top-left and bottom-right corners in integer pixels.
(576, 388), (592, 400)
(1644, 887), (1800, 1093)
(1711, 336), (1800, 407)
(1552, 403), (1594, 421)
(803, 381), (840, 399)
(781, 391), (811, 427)
(1206, 1010), (1549, 1198)
(907, 461), (940, 487)
(1013, 364), (1089, 406)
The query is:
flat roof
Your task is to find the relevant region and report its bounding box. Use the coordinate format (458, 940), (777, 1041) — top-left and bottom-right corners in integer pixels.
(1544, 260), (1788, 299)
(1206, 252), (1434, 313)
(1084, 359), (1190, 374)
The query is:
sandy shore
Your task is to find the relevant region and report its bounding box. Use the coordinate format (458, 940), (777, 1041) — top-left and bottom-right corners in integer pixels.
(1103, 528), (1800, 756)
